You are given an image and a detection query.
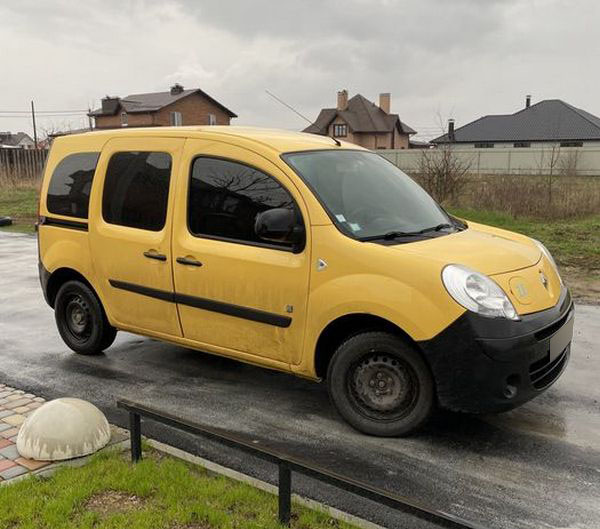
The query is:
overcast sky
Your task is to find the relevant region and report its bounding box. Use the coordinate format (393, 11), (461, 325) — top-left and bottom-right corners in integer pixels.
(1, 0), (597, 140)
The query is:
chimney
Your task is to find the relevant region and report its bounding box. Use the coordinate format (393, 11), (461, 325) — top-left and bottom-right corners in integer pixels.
(337, 89), (348, 111)
(526, 94), (531, 108)
(170, 83), (184, 96)
(379, 93), (391, 114)
(448, 119), (455, 142)
(101, 96), (120, 114)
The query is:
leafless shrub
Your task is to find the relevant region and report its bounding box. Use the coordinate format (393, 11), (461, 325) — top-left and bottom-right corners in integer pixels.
(416, 147), (472, 204)
(559, 149), (580, 177)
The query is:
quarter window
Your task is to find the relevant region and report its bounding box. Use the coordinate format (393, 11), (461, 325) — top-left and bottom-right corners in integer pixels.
(188, 157), (298, 248)
(46, 152), (99, 218)
(121, 112), (128, 126)
(102, 152), (171, 231)
(208, 114), (217, 125)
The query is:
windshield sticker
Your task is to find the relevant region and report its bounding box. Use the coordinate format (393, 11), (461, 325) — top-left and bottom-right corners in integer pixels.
(349, 223), (361, 232)
(335, 214), (346, 222)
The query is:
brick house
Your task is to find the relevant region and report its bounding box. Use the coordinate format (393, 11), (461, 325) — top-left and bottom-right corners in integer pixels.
(304, 90), (415, 149)
(89, 84), (237, 129)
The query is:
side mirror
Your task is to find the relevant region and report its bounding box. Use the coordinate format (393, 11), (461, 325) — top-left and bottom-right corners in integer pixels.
(255, 208), (304, 248)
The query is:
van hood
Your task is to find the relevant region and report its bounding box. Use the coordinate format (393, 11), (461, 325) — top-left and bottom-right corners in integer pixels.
(395, 225), (541, 276)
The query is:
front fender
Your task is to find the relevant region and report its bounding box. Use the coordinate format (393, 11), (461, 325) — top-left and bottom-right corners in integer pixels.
(295, 272), (464, 378)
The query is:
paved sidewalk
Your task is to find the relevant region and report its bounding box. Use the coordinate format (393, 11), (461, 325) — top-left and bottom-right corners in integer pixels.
(0, 383), (50, 481)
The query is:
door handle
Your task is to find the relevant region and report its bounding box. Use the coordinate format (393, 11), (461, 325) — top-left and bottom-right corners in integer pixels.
(143, 250), (167, 261)
(176, 256), (203, 267)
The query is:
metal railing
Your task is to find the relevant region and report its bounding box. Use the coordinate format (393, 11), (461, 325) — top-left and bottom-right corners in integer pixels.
(117, 398), (487, 529)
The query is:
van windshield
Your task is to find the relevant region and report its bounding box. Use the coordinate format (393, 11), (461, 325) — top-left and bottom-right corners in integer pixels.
(283, 150), (456, 241)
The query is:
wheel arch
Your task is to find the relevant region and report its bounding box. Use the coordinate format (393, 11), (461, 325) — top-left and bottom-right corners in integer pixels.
(46, 267), (97, 308)
(314, 313), (425, 379)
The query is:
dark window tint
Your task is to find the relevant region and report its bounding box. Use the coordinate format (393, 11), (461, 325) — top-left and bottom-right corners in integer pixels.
(103, 152), (171, 231)
(189, 157), (297, 246)
(47, 152), (99, 218)
(560, 141), (583, 148)
(474, 142), (494, 148)
(514, 142), (531, 148)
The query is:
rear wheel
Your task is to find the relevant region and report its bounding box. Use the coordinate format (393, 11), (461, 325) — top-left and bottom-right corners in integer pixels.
(327, 332), (434, 437)
(54, 280), (116, 355)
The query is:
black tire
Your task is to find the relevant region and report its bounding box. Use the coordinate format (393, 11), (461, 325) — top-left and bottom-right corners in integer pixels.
(54, 280), (117, 355)
(327, 332), (434, 437)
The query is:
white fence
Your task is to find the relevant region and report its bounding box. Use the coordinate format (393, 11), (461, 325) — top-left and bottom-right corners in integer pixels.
(379, 147), (600, 176)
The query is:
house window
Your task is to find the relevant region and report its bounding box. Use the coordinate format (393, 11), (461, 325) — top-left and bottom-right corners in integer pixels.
(120, 112), (128, 127)
(333, 124), (347, 137)
(170, 111), (183, 126)
(208, 114), (217, 126)
(513, 142), (531, 148)
(474, 142), (494, 148)
(560, 141), (583, 147)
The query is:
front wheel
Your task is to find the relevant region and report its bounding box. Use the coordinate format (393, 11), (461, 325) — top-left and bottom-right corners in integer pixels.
(54, 280), (117, 355)
(327, 332), (434, 437)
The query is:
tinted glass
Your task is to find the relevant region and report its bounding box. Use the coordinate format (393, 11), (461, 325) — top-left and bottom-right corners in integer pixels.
(284, 150), (450, 239)
(189, 157), (296, 245)
(103, 152), (171, 231)
(47, 152), (99, 218)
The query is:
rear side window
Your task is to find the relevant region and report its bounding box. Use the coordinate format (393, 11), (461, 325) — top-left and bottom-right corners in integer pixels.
(188, 157), (296, 246)
(102, 152), (171, 231)
(46, 152), (99, 218)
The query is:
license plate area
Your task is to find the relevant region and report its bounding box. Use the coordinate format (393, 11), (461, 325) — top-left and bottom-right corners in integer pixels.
(549, 313), (574, 361)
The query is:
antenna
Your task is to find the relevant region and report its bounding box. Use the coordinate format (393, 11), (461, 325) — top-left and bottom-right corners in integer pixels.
(265, 90), (312, 124)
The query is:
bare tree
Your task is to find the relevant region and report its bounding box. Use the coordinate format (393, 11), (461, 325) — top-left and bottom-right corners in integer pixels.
(417, 147), (471, 204)
(559, 148), (580, 177)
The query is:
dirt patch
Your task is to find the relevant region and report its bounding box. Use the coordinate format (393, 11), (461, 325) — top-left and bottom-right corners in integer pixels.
(562, 267), (600, 305)
(84, 490), (145, 515)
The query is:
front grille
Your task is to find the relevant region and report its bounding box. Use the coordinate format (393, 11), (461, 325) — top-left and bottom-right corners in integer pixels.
(529, 346), (569, 389)
(534, 308), (572, 342)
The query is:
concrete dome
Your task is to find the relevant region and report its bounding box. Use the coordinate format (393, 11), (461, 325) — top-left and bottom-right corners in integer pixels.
(17, 398), (111, 461)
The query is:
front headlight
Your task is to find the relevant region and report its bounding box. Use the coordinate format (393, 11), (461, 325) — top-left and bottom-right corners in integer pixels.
(442, 264), (519, 320)
(533, 239), (562, 284)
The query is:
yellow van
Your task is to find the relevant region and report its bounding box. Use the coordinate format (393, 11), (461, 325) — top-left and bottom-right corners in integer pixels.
(38, 127), (574, 436)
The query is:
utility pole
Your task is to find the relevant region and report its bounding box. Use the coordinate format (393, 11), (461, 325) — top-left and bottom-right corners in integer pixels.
(87, 107), (93, 130)
(31, 100), (38, 149)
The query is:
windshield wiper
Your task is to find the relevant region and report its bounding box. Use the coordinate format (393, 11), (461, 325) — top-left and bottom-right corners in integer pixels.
(360, 223), (456, 242)
(359, 230), (426, 242)
(415, 223), (454, 234)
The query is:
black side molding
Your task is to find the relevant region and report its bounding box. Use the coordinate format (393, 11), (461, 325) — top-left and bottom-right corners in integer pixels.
(108, 279), (292, 328)
(39, 216), (88, 232)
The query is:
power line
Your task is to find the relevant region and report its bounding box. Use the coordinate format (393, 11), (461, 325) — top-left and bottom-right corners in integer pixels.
(0, 109), (89, 114)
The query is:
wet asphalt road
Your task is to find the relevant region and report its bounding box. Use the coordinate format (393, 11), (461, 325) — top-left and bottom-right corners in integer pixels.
(0, 231), (599, 529)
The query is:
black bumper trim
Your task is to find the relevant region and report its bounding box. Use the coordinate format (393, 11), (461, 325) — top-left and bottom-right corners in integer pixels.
(418, 288), (574, 413)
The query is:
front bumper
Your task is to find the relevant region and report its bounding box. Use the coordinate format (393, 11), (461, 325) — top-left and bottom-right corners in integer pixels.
(419, 288), (574, 413)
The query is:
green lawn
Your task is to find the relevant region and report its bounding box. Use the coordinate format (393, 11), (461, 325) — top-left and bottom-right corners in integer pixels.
(0, 448), (356, 529)
(0, 187), (38, 233)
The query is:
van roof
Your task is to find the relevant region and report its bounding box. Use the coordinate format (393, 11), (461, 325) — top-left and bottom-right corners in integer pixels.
(69, 126), (362, 154)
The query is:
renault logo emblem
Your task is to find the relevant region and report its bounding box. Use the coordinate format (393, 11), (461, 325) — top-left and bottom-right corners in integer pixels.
(540, 271), (549, 289)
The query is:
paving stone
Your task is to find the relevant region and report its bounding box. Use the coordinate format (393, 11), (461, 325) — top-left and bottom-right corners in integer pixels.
(13, 406), (30, 414)
(15, 457), (49, 471)
(8, 436), (18, 443)
(26, 402), (43, 410)
(0, 391), (12, 399)
(0, 399), (8, 406)
(0, 459), (16, 472)
(0, 410), (14, 419)
(1, 428), (20, 439)
(5, 395), (22, 402)
(0, 444), (19, 460)
(0, 422), (12, 432)
(33, 397), (45, 403)
(0, 439), (13, 450)
(23, 394), (34, 399)
(0, 464), (28, 480)
(3, 398), (32, 410)
(2, 414), (26, 427)
(12, 391), (24, 395)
